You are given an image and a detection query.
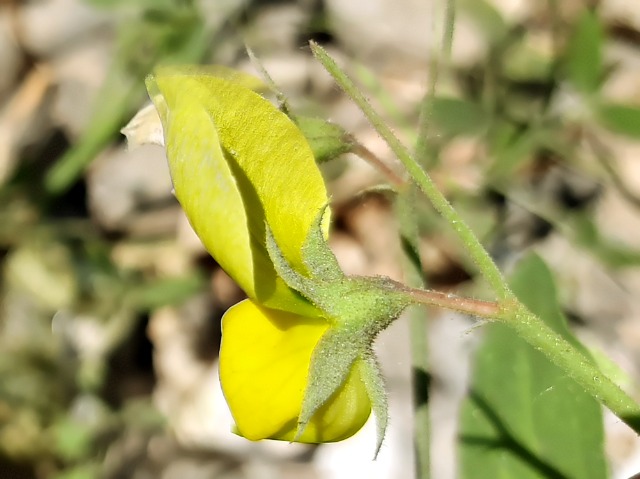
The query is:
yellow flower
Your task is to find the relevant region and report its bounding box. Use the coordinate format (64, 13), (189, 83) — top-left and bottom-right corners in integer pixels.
(140, 66), (375, 443)
(220, 300), (371, 442)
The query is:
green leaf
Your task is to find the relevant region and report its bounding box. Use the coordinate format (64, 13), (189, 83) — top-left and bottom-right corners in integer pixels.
(128, 273), (206, 309)
(565, 10), (604, 94)
(51, 417), (93, 461)
(502, 35), (553, 82)
(297, 328), (363, 439)
(597, 102), (640, 139)
(430, 97), (488, 138)
(459, 0), (508, 44)
(301, 205), (343, 281)
(487, 121), (537, 182)
(266, 220), (410, 331)
(459, 254), (607, 479)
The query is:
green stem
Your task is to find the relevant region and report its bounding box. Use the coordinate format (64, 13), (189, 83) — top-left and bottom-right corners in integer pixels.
(408, 4), (455, 477)
(396, 188), (431, 478)
(409, 306), (431, 477)
(415, 0), (456, 166)
(246, 46), (292, 114)
(310, 41), (512, 302)
(507, 302), (640, 432)
(441, 0), (456, 62)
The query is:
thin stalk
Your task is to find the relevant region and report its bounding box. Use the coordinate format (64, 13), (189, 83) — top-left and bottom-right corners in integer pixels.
(246, 46), (291, 114)
(441, 0), (456, 62)
(310, 41), (513, 302)
(350, 140), (406, 188)
(415, 0), (456, 165)
(409, 307), (431, 479)
(396, 188), (431, 478)
(404, 287), (499, 319)
(408, 3), (456, 476)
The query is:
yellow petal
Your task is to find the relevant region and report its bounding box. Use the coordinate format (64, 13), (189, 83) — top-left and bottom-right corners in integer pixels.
(219, 299), (371, 443)
(148, 82), (257, 301)
(146, 67), (327, 315)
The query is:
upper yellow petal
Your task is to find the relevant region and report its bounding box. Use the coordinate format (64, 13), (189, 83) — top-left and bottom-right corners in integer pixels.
(219, 299), (371, 443)
(147, 66), (329, 315)
(149, 82), (258, 299)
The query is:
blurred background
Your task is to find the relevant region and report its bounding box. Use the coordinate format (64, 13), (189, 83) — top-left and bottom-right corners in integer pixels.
(2, 0), (640, 478)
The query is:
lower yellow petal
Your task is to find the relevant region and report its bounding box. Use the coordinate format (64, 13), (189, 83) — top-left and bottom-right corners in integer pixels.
(219, 299), (371, 443)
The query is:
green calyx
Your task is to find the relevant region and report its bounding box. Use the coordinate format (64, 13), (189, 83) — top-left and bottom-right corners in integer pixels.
(266, 206), (411, 335)
(294, 116), (355, 164)
(265, 207), (412, 455)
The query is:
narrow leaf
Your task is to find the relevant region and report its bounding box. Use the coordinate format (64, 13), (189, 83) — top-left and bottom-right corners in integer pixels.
(597, 102), (640, 139)
(565, 10), (604, 94)
(459, 0), (508, 44)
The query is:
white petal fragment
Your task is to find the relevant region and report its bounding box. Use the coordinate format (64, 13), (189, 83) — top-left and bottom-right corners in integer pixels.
(121, 103), (164, 149)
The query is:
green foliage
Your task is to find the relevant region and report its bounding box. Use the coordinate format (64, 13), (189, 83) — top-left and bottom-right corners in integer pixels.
(460, 255), (607, 479)
(459, 0), (509, 44)
(565, 10), (604, 94)
(486, 121), (538, 181)
(429, 97), (488, 138)
(597, 102), (640, 139)
(265, 214), (414, 453)
(51, 417), (94, 461)
(45, 0), (214, 194)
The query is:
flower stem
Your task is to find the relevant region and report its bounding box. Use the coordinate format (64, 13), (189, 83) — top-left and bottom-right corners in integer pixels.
(310, 41), (512, 302)
(404, 287), (500, 319)
(350, 139), (406, 188)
